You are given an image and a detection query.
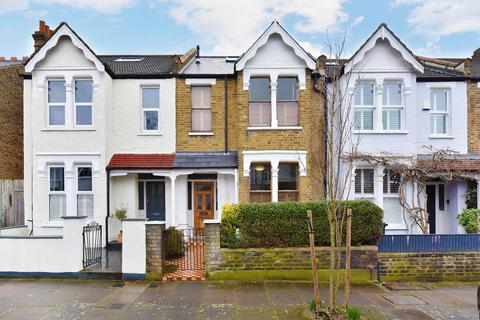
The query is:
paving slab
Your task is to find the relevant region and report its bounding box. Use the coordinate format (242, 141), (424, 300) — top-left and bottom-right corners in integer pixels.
(381, 293), (427, 305)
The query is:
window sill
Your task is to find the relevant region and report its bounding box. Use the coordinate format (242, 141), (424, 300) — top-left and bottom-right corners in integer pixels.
(247, 126), (303, 131)
(189, 132), (214, 136)
(138, 132), (163, 136)
(41, 127), (96, 132)
(353, 130), (408, 134)
(429, 134), (454, 139)
(40, 222), (63, 228)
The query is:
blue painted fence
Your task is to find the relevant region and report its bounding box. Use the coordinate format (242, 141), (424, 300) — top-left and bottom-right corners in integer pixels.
(379, 234), (480, 252)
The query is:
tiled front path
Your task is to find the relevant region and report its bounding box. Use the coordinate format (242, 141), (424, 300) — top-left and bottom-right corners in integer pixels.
(162, 240), (206, 281)
(0, 280), (477, 319)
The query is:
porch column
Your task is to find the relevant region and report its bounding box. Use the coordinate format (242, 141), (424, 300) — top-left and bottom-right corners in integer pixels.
(171, 175), (176, 226)
(270, 76), (278, 128)
(375, 165), (385, 209)
(234, 169), (239, 204)
(271, 160), (279, 202)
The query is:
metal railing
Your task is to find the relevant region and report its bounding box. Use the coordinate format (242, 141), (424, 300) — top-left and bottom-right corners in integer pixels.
(379, 234), (480, 253)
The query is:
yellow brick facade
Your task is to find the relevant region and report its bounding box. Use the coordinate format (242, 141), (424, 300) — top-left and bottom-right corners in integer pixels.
(176, 71), (325, 203)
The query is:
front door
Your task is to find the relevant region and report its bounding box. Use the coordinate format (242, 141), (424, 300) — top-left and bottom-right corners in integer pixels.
(193, 181), (214, 229)
(426, 185), (436, 234)
(146, 181), (165, 221)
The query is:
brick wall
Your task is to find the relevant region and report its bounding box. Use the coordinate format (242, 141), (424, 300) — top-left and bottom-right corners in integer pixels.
(176, 72), (325, 202)
(0, 65), (23, 179)
(208, 246), (377, 272)
(378, 252), (480, 282)
(145, 223), (165, 278)
(467, 80), (480, 152)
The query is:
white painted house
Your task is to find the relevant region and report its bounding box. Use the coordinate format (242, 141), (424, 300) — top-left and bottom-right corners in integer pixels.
(338, 24), (471, 235)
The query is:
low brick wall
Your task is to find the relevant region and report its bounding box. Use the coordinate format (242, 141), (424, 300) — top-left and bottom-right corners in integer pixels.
(208, 246), (377, 271)
(378, 252), (480, 282)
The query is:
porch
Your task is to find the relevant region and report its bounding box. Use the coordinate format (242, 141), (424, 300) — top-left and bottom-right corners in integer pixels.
(106, 152), (238, 243)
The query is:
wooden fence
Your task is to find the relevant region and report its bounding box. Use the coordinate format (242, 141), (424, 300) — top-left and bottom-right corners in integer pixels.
(0, 180), (24, 227)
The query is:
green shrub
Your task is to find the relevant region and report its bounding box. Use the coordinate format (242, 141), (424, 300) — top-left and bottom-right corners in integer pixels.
(457, 208), (479, 233)
(347, 307), (362, 320)
(221, 200), (383, 248)
(164, 227), (185, 259)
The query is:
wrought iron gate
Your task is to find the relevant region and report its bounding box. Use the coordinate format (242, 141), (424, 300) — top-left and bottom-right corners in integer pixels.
(162, 227), (205, 273)
(82, 221), (102, 268)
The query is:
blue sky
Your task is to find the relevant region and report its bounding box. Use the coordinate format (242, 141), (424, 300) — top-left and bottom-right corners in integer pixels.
(1, 0), (480, 59)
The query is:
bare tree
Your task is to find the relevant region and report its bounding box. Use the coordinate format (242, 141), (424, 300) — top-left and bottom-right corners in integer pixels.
(352, 146), (463, 234)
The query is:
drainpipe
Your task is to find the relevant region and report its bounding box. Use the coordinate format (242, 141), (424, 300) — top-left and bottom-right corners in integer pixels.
(313, 72), (328, 196)
(105, 168), (110, 248)
(224, 75), (228, 154)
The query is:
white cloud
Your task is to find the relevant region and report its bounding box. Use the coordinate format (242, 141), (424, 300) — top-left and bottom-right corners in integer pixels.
(351, 16), (364, 27)
(0, 0), (28, 13)
(394, 0), (480, 39)
(0, 0), (136, 14)
(165, 0), (348, 54)
(299, 41), (323, 58)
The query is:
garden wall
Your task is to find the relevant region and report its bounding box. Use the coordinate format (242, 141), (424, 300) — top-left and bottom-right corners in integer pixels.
(378, 252), (480, 282)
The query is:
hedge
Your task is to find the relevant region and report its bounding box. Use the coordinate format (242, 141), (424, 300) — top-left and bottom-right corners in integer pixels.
(221, 200), (383, 248)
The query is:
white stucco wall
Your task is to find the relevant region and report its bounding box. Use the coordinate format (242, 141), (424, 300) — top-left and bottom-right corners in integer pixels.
(24, 33), (108, 235)
(108, 78), (176, 158)
(122, 220), (146, 276)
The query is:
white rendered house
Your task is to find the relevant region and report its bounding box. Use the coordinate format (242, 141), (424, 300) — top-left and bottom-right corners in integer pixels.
(337, 24), (472, 235)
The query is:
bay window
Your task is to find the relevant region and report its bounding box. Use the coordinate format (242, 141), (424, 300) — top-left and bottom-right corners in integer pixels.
(191, 86), (212, 132)
(353, 82), (374, 130)
(48, 80), (66, 126)
(49, 167), (65, 221)
(75, 80), (93, 126)
(278, 163), (298, 201)
(142, 87), (160, 131)
(249, 78), (271, 127)
(382, 81), (402, 130)
(249, 163), (271, 202)
(354, 168), (374, 198)
(430, 89), (449, 135)
(277, 78), (299, 126)
(77, 167), (93, 218)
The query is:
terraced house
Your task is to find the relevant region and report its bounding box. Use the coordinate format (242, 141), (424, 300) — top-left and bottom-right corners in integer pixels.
(21, 20), (324, 245)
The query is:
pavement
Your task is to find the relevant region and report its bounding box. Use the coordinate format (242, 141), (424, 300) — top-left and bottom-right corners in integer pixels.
(0, 279), (477, 319)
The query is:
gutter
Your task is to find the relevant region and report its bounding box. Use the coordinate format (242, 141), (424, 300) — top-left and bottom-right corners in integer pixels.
(105, 168), (110, 248)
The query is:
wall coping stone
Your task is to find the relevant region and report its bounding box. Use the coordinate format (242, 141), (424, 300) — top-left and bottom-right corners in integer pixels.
(204, 219), (221, 224)
(145, 220), (166, 225)
(220, 246), (378, 252)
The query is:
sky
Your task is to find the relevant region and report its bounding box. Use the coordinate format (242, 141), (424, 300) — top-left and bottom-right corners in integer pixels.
(1, 0), (480, 59)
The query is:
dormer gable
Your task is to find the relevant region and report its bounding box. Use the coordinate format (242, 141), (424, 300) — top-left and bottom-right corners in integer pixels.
(235, 21), (316, 71)
(25, 22), (104, 73)
(345, 23), (423, 74)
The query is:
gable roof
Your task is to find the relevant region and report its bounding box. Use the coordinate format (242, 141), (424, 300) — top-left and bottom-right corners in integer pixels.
(235, 20), (316, 71)
(344, 23), (424, 74)
(25, 22), (105, 73)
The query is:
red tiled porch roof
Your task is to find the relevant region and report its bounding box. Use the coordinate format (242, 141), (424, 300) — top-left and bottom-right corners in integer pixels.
(107, 154), (175, 169)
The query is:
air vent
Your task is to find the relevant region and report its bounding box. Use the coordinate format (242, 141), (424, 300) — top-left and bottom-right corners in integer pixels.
(114, 57), (144, 62)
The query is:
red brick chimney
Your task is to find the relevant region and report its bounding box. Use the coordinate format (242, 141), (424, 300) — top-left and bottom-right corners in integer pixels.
(32, 20), (53, 53)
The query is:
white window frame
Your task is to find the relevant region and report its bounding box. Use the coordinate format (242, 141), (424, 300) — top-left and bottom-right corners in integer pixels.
(74, 79), (94, 127)
(47, 79), (66, 128)
(141, 86), (160, 133)
(354, 168), (375, 198)
(76, 165), (93, 218)
(277, 77), (299, 127)
(430, 88), (450, 135)
(48, 165), (66, 221)
(383, 169), (400, 197)
(191, 85), (212, 133)
(353, 81), (375, 131)
(382, 81), (403, 131)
